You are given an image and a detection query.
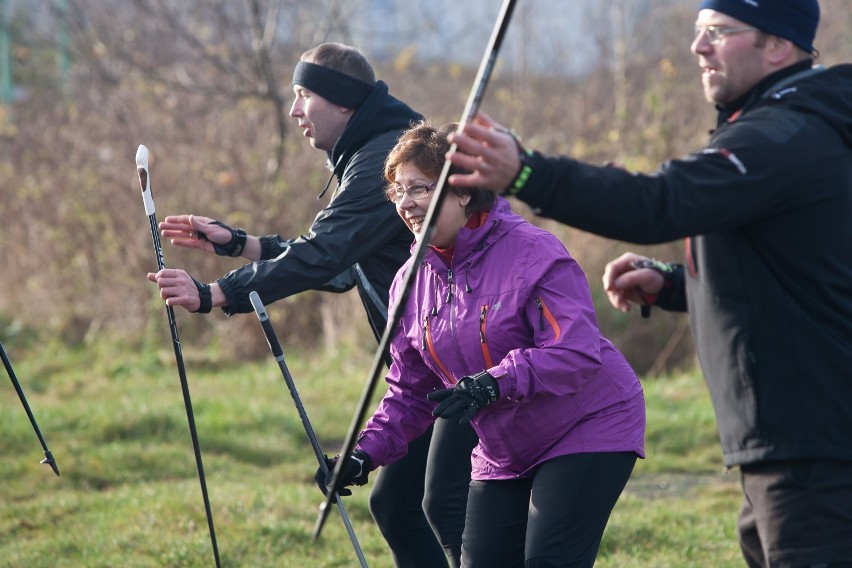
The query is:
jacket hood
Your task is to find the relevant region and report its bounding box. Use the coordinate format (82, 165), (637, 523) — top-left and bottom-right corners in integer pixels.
(766, 63), (852, 149)
(456, 197), (525, 259)
(329, 80), (422, 177)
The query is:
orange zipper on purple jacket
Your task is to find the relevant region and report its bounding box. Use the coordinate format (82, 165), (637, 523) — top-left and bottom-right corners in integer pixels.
(423, 314), (457, 384)
(479, 304), (495, 368)
(536, 296), (561, 340)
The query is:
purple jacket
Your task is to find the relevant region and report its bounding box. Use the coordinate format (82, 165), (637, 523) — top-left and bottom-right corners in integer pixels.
(357, 198), (645, 480)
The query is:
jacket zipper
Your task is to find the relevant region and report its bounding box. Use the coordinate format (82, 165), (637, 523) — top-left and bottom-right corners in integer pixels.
(536, 296), (561, 340)
(423, 314), (456, 384)
(479, 304), (494, 368)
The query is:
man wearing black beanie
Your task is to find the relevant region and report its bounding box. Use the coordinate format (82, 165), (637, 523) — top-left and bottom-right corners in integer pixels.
(446, 0), (852, 566)
(148, 43), (476, 567)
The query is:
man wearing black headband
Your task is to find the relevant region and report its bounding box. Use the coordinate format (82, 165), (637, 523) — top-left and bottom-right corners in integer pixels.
(446, 0), (852, 566)
(147, 43), (476, 567)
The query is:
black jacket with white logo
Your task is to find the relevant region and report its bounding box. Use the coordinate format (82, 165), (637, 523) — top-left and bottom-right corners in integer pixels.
(514, 62), (852, 467)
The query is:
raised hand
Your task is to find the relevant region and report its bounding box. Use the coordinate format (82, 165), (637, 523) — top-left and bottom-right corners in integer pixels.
(160, 215), (246, 256)
(446, 111), (522, 192)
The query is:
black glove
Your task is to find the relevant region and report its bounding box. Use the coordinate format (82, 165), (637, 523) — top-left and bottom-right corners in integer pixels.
(197, 220), (247, 257)
(190, 276), (212, 314)
(427, 371), (500, 425)
(314, 449), (372, 503)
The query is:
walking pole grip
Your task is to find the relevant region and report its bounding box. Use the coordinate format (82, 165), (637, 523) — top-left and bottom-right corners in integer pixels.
(250, 292), (283, 359)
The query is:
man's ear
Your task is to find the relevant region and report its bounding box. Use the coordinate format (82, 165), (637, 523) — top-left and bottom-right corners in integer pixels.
(765, 35), (797, 67)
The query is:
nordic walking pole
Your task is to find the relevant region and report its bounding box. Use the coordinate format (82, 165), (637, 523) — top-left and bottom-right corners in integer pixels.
(314, 0), (519, 540)
(0, 340), (60, 476)
(135, 145), (221, 568)
(249, 292), (368, 568)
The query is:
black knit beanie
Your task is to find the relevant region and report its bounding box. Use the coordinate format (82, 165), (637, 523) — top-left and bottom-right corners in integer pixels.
(699, 0), (819, 53)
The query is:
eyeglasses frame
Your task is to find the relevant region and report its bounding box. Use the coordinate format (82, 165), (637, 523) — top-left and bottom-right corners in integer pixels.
(386, 181), (438, 204)
(694, 24), (759, 45)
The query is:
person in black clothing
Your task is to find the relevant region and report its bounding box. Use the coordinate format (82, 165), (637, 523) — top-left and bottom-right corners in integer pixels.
(147, 42), (476, 568)
(445, 1), (852, 566)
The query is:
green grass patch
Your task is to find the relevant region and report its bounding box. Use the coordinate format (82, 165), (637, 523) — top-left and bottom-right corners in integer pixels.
(1, 340), (741, 567)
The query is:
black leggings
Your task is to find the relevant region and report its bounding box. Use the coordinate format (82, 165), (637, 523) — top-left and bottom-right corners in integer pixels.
(370, 418), (478, 568)
(461, 452), (637, 568)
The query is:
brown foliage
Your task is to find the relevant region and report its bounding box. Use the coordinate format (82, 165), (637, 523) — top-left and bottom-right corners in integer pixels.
(1, 0), (849, 374)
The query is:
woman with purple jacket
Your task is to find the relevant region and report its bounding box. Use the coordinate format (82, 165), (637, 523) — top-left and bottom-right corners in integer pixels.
(317, 121), (645, 567)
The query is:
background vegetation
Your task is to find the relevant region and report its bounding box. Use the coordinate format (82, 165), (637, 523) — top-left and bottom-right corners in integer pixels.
(6, 0), (849, 374)
(1, 1), (851, 566)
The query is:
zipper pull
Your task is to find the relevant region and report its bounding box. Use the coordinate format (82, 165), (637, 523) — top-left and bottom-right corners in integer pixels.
(480, 305), (487, 342)
(536, 297), (545, 331)
(446, 269), (454, 303)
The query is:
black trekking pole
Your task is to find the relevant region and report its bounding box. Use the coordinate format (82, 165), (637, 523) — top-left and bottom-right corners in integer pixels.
(135, 145), (221, 568)
(249, 292), (368, 567)
(1, 340), (60, 476)
(314, 0), (519, 541)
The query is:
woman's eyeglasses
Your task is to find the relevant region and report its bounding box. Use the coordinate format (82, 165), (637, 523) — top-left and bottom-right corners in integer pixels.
(386, 182), (437, 204)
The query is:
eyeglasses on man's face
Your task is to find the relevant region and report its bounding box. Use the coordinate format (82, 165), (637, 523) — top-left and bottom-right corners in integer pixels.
(694, 24), (758, 45)
(386, 182), (437, 204)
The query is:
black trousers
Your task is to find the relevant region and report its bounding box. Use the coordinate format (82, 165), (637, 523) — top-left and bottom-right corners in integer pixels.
(738, 459), (852, 568)
(461, 452), (637, 568)
(370, 418), (478, 568)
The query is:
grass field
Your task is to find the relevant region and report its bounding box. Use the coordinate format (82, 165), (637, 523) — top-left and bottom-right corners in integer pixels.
(1, 333), (743, 567)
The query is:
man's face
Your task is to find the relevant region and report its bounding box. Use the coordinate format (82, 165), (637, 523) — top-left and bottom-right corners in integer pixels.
(289, 85), (352, 151)
(691, 9), (768, 105)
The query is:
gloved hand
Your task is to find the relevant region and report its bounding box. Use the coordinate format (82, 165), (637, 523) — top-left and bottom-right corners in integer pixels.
(314, 449), (373, 503)
(427, 371), (499, 425)
(197, 219), (247, 257)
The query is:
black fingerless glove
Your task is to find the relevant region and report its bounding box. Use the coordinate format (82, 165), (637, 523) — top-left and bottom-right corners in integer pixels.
(198, 220), (247, 257)
(191, 276), (212, 314)
(427, 371), (499, 425)
(314, 449), (373, 503)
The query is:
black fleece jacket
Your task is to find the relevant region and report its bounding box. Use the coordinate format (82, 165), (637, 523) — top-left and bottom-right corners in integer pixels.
(513, 62), (852, 467)
(217, 81), (421, 341)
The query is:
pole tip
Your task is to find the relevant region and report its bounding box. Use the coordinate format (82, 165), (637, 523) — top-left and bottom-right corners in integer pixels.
(312, 501), (330, 542)
(41, 451), (60, 476)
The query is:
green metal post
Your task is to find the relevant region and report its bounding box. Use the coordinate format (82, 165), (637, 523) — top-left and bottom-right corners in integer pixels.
(0, 0), (12, 105)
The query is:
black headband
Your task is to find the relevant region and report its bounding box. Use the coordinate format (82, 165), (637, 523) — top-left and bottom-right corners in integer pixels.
(292, 61), (374, 109)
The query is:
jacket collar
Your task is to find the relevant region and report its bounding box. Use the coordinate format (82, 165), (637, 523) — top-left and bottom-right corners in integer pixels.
(420, 197), (523, 269)
(716, 60), (813, 125)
